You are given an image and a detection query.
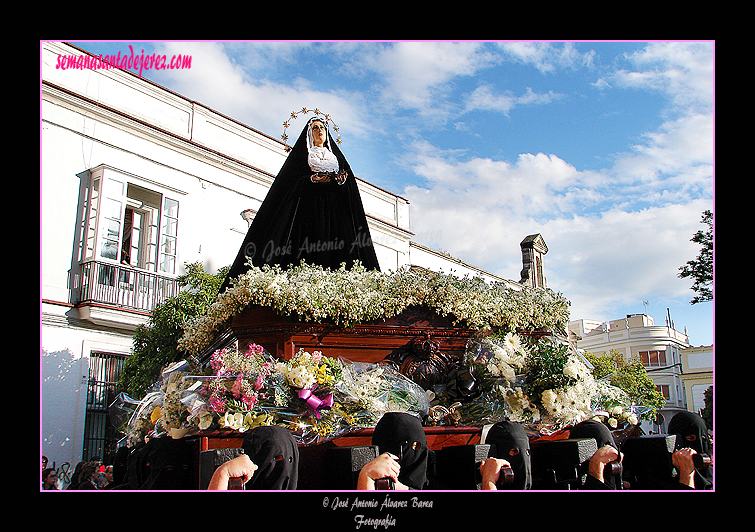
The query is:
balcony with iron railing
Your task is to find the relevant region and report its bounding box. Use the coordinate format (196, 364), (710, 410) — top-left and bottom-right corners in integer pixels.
(76, 261), (180, 327)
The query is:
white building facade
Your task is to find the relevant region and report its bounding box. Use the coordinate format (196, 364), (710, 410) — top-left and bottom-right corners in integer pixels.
(41, 42), (525, 476)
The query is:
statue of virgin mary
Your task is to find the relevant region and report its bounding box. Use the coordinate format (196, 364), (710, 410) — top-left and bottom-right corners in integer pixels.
(220, 115), (381, 293)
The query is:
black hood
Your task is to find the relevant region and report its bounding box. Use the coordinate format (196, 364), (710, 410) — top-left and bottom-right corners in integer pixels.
(372, 412), (428, 490)
(242, 425), (299, 490)
(485, 421), (532, 489)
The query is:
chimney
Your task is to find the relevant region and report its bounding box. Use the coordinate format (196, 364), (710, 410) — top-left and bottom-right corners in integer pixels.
(520, 234), (548, 288)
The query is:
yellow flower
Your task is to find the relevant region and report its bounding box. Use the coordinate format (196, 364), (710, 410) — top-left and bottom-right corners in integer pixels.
(150, 407), (163, 424)
(244, 413), (271, 429)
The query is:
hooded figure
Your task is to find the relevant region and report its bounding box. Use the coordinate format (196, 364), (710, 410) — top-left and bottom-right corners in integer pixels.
(569, 419), (621, 490)
(242, 425), (299, 490)
(668, 411), (713, 489)
(220, 116), (380, 293)
(139, 437), (195, 490)
(372, 412), (429, 490)
(484, 421), (532, 489)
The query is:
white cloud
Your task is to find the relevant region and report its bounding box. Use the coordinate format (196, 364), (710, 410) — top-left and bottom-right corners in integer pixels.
(610, 112), (713, 186)
(403, 145), (610, 277)
(356, 42), (494, 113)
(497, 42), (597, 73)
(405, 148), (711, 322)
(153, 42), (249, 109)
(405, 141), (606, 221)
(463, 85), (564, 115)
(608, 41), (714, 112)
(151, 42), (372, 143)
(402, 41), (713, 324)
(540, 200), (711, 319)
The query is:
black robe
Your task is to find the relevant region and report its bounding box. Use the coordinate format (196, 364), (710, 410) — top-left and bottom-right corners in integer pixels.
(220, 119), (380, 293)
(569, 419), (621, 490)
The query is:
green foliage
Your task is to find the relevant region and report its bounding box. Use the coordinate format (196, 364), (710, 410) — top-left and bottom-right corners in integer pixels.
(584, 349), (666, 420)
(118, 262), (228, 398)
(585, 350), (617, 379)
(523, 341), (576, 407)
(678, 209), (713, 304)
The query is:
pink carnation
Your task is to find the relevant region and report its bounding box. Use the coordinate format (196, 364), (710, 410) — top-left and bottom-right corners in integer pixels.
(209, 394), (226, 413)
(241, 394), (258, 409)
(244, 344), (264, 357)
(210, 350), (226, 374)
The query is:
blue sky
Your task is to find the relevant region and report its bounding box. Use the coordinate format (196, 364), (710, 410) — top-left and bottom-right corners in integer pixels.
(68, 41), (715, 345)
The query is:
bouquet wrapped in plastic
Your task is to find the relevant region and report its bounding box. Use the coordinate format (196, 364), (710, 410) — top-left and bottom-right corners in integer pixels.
(337, 359), (429, 427)
(108, 391), (145, 446)
(124, 344), (429, 446)
(428, 332), (653, 437)
(426, 332), (529, 427)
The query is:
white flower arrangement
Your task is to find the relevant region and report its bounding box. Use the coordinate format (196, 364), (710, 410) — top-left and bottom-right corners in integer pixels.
(590, 404), (640, 429)
(125, 257), (659, 441)
(444, 334), (646, 434)
(283, 365), (317, 389)
(177, 260), (571, 357)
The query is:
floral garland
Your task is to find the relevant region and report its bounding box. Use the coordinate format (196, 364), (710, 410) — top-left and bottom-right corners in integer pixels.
(123, 345), (429, 446)
(178, 260), (571, 357)
(428, 333), (652, 435)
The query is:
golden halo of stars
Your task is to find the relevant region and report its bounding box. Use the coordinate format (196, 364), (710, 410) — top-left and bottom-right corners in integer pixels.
(281, 107), (342, 152)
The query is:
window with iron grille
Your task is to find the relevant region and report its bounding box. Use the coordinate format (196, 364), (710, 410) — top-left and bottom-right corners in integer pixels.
(83, 352), (127, 462)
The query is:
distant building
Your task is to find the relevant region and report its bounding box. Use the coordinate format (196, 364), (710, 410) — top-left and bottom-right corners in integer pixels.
(568, 313), (706, 433)
(679, 344), (713, 416)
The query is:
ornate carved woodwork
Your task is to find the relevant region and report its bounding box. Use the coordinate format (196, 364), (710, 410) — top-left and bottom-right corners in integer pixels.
(217, 304), (485, 389)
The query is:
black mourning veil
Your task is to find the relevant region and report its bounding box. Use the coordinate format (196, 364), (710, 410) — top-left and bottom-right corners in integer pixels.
(220, 116), (380, 293)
